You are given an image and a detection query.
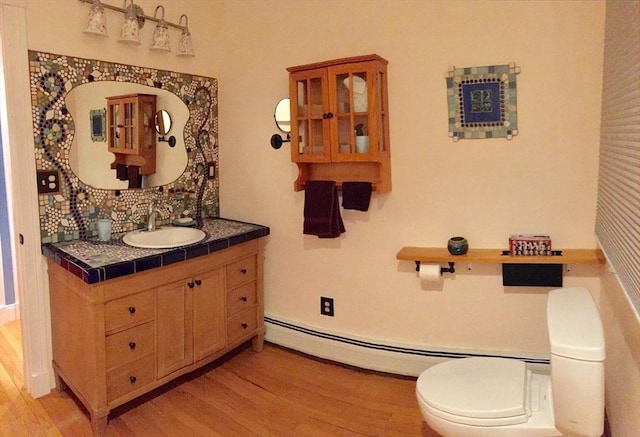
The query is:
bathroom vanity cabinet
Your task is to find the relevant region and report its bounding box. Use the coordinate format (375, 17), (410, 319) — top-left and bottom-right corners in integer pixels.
(47, 238), (265, 436)
(106, 93), (157, 175)
(288, 54), (391, 193)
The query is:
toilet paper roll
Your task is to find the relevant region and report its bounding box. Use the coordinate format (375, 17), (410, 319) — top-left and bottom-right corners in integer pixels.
(419, 263), (442, 285)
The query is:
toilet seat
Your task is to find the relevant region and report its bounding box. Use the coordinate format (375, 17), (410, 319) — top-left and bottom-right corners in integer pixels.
(416, 357), (532, 427)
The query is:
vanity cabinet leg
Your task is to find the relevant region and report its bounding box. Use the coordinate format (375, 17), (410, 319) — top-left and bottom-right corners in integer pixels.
(90, 413), (108, 437)
(252, 331), (265, 352)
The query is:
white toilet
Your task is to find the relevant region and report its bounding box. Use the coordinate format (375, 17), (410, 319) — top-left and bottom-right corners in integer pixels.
(416, 287), (605, 437)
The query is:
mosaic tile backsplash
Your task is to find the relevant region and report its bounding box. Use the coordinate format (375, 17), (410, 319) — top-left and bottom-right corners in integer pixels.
(29, 51), (219, 244)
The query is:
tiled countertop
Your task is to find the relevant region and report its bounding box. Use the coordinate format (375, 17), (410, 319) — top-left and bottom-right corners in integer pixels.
(42, 218), (270, 284)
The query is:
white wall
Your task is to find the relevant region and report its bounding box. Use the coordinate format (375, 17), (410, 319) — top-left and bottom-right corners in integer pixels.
(214, 0), (605, 356)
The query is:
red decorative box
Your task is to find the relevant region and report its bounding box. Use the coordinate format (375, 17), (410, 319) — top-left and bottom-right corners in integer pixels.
(509, 235), (552, 256)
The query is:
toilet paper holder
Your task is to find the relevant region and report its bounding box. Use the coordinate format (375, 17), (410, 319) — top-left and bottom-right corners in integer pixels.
(415, 261), (455, 275)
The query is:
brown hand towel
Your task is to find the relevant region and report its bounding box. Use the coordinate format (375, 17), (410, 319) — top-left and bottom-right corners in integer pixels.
(303, 180), (345, 238)
(342, 181), (372, 211)
(127, 165), (142, 189)
(115, 163), (128, 181)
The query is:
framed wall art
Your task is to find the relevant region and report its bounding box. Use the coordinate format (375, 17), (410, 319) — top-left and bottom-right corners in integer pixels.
(446, 63), (520, 141)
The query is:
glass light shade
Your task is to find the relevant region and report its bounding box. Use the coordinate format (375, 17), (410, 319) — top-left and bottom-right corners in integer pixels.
(151, 21), (170, 51)
(177, 28), (194, 56)
(119, 2), (141, 44)
(84, 0), (107, 36)
(177, 15), (194, 57)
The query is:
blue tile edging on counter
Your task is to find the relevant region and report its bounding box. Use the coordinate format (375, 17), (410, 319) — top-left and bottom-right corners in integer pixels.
(42, 218), (269, 284)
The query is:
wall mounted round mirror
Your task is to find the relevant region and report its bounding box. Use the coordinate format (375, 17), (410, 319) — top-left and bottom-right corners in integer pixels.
(154, 109), (172, 135)
(274, 98), (291, 133)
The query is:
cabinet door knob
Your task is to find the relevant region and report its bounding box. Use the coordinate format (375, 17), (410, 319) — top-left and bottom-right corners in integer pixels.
(240, 296), (248, 302)
(195, 279), (202, 286)
(128, 342), (136, 350)
(128, 306), (136, 314)
(188, 282), (195, 288)
(241, 323), (248, 329)
(129, 376), (137, 384)
(240, 269), (247, 275)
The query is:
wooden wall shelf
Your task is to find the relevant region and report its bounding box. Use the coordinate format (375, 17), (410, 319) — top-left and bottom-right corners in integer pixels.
(396, 247), (605, 265)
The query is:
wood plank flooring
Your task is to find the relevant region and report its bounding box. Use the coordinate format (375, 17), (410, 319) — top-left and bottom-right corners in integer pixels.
(1, 320), (438, 436)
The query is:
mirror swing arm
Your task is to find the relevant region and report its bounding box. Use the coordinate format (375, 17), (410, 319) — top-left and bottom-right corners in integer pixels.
(154, 109), (176, 147)
(270, 97), (291, 149)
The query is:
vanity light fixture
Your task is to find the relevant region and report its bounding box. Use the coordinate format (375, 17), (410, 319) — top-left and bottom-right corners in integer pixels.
(177, 15), (194, 57)
(119, 0), (141, 44)
(150, 6), (170, 51)
(79, 0), (195, 56)
(83, 0), (108, 36)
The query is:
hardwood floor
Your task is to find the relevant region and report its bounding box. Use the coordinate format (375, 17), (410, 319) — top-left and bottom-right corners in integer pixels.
(0, 320), (438, 436)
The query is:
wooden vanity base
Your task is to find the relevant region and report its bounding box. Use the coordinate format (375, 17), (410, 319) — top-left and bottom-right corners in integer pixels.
(48, 238), (266, 436)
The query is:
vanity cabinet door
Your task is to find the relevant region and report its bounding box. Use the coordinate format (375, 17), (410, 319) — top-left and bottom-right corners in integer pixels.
(156, 280), (194, 379)
(192, 268), (225, 362)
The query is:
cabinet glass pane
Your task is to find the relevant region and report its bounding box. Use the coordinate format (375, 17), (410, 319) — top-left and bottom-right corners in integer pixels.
(109, 104), (120, 149)
(310, 119), (324, 155)
(296, 78), (323, 117)
(338, 72), (368, 114)
(337, 115), (351, 155)
(294, 76), (325, 156)
(354, 114), (369, 154)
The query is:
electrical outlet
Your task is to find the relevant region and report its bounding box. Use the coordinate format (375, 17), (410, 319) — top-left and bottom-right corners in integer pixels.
(320, 297), (334, 317)
(36, 170), (60, 194)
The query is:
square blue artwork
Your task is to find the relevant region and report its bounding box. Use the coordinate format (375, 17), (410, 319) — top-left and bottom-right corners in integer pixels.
(446, 63), (520, 140)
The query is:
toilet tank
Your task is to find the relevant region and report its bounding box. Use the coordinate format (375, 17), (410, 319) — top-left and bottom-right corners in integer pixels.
(547, 287), (605, 437)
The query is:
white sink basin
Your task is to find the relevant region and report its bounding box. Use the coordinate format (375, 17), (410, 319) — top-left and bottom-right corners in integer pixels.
(123, 227), (206, 249)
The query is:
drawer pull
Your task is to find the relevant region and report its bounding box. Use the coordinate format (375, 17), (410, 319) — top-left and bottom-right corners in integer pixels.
(129, 376), (137, 384)
(188, 282), (195, 289)
(195, 279), (202, 286)
(240, 269), (247, 275)
(128, 306), (136, 314)
(241, 323), (248, 329)
(128, 342), (136, 350)
(240, 296), (248, 302)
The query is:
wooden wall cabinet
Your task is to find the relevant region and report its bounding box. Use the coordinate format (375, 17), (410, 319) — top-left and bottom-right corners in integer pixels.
(106, 93), (157, 175)
(288, 54), (391, 193)
(47, 239), (265, 436)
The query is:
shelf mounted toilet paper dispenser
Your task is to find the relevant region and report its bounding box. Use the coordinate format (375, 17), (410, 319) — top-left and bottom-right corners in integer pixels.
(415, 261), (455, 275)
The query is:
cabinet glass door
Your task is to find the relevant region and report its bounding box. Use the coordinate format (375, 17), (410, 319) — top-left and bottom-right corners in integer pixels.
(108, 103), (121, 150)
(123, 101), (136, 151)
(334, 70), (371, 158)
(291, 72), (329, 162)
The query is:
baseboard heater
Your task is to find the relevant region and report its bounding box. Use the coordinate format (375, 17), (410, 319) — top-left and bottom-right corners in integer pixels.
(265, 316), (550, 377)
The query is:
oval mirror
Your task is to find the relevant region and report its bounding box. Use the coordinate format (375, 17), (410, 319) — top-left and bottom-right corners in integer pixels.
(274, 98), (291, 133)
(66, 82), (189, 190)
(154, 109), (172, 135)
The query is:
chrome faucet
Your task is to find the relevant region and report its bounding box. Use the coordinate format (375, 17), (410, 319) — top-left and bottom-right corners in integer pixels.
(147, 203), (162, 231)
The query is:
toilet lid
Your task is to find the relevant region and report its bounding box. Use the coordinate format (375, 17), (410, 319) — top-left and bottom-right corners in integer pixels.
(417, 357), (530, 424)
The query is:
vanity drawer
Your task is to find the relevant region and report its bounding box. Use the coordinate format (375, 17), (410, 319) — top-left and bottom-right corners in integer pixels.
(227, 307), (257, 344)
(227, 282), (257, 317)
(105, 321), (155, 370)
(106, 354), (155, 402)
(226, 256), (256, 289)
(105, 289), (154, 334)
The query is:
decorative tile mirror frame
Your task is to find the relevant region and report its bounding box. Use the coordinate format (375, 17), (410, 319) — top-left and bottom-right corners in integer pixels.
(28, 51), (219, 243)
(446, 63), (520, 141)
